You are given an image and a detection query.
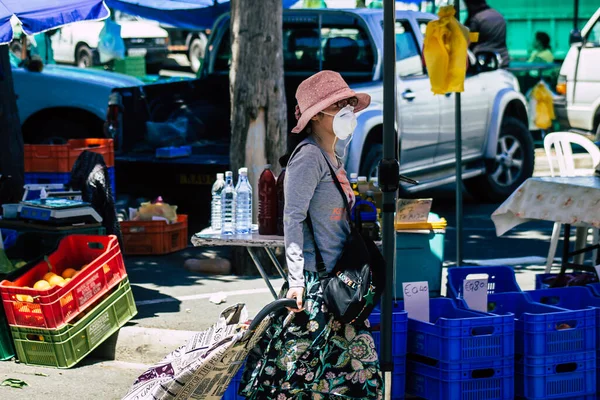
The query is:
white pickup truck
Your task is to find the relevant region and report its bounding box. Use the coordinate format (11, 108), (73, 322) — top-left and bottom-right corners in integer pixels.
(52, 11), (170, 69)
(554, 7), (600, 139)
(9, 52), (143, 144)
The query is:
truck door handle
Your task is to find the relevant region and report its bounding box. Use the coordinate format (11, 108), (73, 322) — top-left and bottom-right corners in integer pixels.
(402, 90), (416, 101)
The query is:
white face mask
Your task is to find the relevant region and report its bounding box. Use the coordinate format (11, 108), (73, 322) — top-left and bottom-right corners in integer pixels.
(322, 105), (357, 141)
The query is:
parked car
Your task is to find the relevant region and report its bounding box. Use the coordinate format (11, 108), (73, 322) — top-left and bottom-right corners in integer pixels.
(161, 26), (210, 73)
(9, 52), (144, 144)
(554, 7), (600, 140)
(52, 11), (169, 69)
(107, 8), (532, 203)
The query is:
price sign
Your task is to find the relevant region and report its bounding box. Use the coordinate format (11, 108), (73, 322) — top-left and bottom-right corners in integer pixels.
(395, 199), (432, 224)
(403, 281), (429, 322)
(463, 277), (488, 312)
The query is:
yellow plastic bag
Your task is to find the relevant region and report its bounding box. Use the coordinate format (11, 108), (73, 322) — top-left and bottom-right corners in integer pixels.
(423, 6), (470, 94)
(531, 81), (555, 129)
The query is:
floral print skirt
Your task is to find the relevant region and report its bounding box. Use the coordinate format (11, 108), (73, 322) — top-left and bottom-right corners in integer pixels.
(240, 271), (383, 399)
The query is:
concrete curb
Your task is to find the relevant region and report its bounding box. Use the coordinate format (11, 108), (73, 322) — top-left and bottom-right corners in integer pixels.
(95, 326), (198, 365)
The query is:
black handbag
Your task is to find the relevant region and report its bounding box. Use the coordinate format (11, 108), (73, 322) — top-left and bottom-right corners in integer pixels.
(306, 152), (386, 324)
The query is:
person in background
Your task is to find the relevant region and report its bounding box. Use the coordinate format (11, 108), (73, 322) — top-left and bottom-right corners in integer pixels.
(465, 0), (510, 68)
(528, 32), (554, 63)
(30, 29), (58, 65)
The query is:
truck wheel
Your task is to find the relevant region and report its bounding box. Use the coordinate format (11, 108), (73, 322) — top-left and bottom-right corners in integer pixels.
(359, 143), (382, 180)
(466, 117), (534, 203)
(76, 45), (93, 68)
(188, 37), (206, 73)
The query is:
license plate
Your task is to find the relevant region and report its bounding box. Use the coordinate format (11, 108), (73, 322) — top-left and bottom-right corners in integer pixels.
(128, 48), (147, 57)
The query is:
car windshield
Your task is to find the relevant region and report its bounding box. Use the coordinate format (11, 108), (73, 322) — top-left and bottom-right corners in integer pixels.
(113, 11), (140, 22)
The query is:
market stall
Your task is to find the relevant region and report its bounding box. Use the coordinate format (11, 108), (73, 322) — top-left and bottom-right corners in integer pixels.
(192, 231), (287, 299)
(493, 175), (600, 278)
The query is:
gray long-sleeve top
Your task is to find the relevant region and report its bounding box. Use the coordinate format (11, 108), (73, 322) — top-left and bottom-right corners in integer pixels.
(284, 137), (355, 288)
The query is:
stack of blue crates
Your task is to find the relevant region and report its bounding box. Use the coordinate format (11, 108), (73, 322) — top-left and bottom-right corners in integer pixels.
(388, 298), (514, 399)
(526, 286), (600, 398)
(448, 266), (598, 399)
(369, 304), (408, 398)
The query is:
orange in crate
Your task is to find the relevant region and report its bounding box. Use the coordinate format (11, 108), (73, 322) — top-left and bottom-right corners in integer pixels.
(24, 139), (115, 173)
(0, 235), (126, 329)
(121, 215), (188, 255)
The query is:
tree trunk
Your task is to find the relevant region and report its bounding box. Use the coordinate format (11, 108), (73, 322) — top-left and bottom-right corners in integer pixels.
(0, 46), (25, 204)
(230, 0), (287, 275)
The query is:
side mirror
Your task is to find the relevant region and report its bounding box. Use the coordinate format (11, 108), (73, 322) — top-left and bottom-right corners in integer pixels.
(474, 51), (500, 73)
(569, 29), (583, 45)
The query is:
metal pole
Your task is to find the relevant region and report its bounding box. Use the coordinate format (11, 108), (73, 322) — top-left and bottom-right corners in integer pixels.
(455, 0), (463, 266)
(574, 0), (579, 30)
(382, 0), (397, 398)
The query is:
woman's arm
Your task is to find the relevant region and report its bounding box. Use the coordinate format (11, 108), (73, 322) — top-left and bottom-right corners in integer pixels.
(284, 145), (323, 288)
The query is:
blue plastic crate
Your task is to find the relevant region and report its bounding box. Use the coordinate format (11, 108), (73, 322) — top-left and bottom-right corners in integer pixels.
(107, 166), (116, 196)
(587, 283), (600, 296)
(24, 171), (70, 185)
(526, 287), (600, 345)
(389, 298), (514, 363)
(406, 357), (514, 400)
(535, 273), (598, 290)
(24, 167), (116, 197)
(222, 369), (244, 400)
(515, 351), (596, 399)
(0, 229), (17, 250)
(388, 357), (406, 399)
(369, 304), (408, 358)
(446, 266), (522, 299)
(486, 293), (596, 357)
(155, 145), (192, 159)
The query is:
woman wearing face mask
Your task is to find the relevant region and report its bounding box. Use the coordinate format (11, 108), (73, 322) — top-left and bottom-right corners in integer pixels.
(240, 71), (382, 399)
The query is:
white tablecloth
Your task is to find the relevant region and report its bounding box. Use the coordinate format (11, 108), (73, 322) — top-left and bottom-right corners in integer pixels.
(491, 176), (600, 236)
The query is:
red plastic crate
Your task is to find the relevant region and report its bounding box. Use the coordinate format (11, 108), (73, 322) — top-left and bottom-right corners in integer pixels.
(24, 139), (114, 173)
(121, 214), (188, 255)
(0, 235), (126, 329)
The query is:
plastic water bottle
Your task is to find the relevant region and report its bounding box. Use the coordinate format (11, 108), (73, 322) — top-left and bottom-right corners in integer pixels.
(211, 173), (225, 232)
(235, 167), (253, 234)
(221, 171), (236, 235)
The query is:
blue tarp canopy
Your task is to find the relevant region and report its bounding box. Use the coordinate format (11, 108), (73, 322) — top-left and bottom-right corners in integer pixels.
(0, 0), (109, 44)
(105, 0), (300, 30)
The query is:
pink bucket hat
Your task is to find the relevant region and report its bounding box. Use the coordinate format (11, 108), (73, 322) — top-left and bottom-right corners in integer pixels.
(292, 70), (371, 134)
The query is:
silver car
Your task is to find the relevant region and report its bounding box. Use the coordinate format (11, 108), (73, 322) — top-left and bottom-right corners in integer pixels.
(341, 9), (533, 202)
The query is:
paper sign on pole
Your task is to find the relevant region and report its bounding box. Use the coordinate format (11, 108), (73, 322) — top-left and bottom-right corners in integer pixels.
(463, 277), (488, 312)
(403, 281), (429, 322)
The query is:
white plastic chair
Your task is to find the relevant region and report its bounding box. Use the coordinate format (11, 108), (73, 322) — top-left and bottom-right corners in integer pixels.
(543, 132), (600, 272)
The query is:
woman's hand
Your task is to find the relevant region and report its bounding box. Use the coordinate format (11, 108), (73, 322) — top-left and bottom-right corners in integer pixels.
(286, 287), (305, 312)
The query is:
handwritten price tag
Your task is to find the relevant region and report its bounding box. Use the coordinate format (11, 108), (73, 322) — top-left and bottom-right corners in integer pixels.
(395, 199), (432, 224)
(403, 281), (429, 322)
(463, 277), (488, 312)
